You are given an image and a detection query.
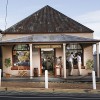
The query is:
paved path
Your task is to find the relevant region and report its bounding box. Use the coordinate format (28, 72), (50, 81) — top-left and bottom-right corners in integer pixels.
(1, 76), (100, 89)
(2, 75), (100, 82)
(0, 76), (100, 99)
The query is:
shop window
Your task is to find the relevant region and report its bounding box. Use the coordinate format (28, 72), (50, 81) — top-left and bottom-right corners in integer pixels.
(66, 43), (83, 68)
(12, 44), (30, 70)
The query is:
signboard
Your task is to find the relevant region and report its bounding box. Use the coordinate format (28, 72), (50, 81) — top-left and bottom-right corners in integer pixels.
(34, 45), (61, 48)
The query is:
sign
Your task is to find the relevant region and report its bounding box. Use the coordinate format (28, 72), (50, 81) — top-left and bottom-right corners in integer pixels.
(34, 45), (61, 48)
(33, 49), (38, 55)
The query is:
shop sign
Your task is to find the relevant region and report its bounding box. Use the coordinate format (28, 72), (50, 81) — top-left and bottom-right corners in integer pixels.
(34, 45), (61, 48)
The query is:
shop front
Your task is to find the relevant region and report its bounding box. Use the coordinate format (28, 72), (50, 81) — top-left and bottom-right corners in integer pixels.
(1, 35), (100, 79)
(0, 5), (100, 79)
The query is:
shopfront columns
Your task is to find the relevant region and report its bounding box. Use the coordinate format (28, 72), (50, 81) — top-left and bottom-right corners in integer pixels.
(30, 44), (33, 79)
(96, 42), (100, 78)
(63, 43), (66, 78)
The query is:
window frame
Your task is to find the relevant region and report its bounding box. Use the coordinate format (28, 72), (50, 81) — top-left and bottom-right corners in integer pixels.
(66, 43), (83, 68)
(12, 44), (30, 70)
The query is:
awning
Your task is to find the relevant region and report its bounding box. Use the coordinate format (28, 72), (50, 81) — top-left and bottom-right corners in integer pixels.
(1, 34), (100, 44)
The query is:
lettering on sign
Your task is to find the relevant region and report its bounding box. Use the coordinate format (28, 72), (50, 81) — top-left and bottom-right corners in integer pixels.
(34, 45), (61, 48)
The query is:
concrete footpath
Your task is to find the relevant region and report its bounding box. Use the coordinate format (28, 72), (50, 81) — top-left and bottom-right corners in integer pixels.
(0, 76), (100, 95)
(0, 86), (100, 95)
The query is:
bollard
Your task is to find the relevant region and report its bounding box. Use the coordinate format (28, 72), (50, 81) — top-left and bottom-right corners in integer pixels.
(0, 69), (1, 87)
(45, 70), (48, 89)
(92, 70), (96, 89)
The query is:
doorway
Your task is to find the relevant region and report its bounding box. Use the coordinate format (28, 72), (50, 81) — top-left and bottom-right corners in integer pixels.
(41, 48), (55, 76)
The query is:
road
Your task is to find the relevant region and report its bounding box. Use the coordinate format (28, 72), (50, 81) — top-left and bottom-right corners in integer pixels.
(0, 91), (100, 100)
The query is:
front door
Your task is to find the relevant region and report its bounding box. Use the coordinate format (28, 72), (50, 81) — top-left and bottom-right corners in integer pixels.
(41, 48), (55, 76)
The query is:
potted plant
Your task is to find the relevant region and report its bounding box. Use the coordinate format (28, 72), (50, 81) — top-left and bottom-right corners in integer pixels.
(4, 58), (11, 78)
(86, 59), (94, 75)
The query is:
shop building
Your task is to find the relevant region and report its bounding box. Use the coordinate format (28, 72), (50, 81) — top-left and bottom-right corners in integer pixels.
(0, 5), (100, 78)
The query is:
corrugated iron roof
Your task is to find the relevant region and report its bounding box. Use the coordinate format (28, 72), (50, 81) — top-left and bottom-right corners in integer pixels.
(2, 34), (99, 44)
(3, 5), (93, 34)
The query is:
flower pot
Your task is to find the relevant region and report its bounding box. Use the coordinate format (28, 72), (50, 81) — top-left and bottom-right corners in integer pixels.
(88, 72), (92, 76)
(5, 73), (11, 78)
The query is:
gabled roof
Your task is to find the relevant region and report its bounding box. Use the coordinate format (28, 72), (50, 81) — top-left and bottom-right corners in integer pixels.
(1, 34), (99, 44)
(3, 5), (93, 34)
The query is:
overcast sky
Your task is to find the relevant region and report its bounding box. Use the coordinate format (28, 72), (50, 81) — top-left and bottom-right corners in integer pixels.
(0, 0), (100, 41)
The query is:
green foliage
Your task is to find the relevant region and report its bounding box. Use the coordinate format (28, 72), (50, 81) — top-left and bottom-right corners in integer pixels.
(86, 59), (94, 70)
(4, 58), (11, 68)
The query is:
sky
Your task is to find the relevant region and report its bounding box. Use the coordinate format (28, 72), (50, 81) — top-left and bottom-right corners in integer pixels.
(0, 0), (100, 52)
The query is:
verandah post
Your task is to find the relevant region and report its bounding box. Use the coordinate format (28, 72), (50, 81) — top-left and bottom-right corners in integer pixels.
(63, 43), (66, 78)
(0, 69), (1, 86)
(96, 42), (99, 78)
(30, 44), (33, 79)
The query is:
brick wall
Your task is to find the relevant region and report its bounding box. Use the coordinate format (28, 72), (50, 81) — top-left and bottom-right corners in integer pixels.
(66, 33), (93, 38)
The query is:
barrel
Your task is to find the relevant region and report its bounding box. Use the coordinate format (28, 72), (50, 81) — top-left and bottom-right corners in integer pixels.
(34, 68), (38, 77)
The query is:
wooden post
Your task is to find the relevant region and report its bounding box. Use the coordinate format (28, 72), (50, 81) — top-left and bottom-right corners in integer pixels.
(30, 44), (33, 79)
(63, 43), (66, 78)
(0, 69), (1, 86)
(96, 43), (99, 78)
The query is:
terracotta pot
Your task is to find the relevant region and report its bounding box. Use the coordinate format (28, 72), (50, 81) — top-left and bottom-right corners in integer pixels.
(88, 73), (92, 76)
(6, 73), (11, 78)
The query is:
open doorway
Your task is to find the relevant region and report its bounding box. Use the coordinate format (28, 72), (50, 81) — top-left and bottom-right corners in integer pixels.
(41, 48), (55, 76)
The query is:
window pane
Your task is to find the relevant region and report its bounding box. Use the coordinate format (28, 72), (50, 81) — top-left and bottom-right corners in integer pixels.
(13, 51), (30, 66)
(66, 43), (83, 66)
(13, 44), (29, 50)
(13, 44), (30, 68)
(70, 44), (73, 49)
(77, 45), (81, 49)
(18, 45), (21, 50)
(13, 45), (17, 50)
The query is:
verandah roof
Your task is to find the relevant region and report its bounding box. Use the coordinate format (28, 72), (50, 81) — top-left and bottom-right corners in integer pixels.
(1, 34), (100, 44)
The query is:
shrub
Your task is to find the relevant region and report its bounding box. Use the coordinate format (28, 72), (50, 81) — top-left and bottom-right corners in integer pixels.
(86, 59), (94, 70)
(4, 58), (11, 68)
